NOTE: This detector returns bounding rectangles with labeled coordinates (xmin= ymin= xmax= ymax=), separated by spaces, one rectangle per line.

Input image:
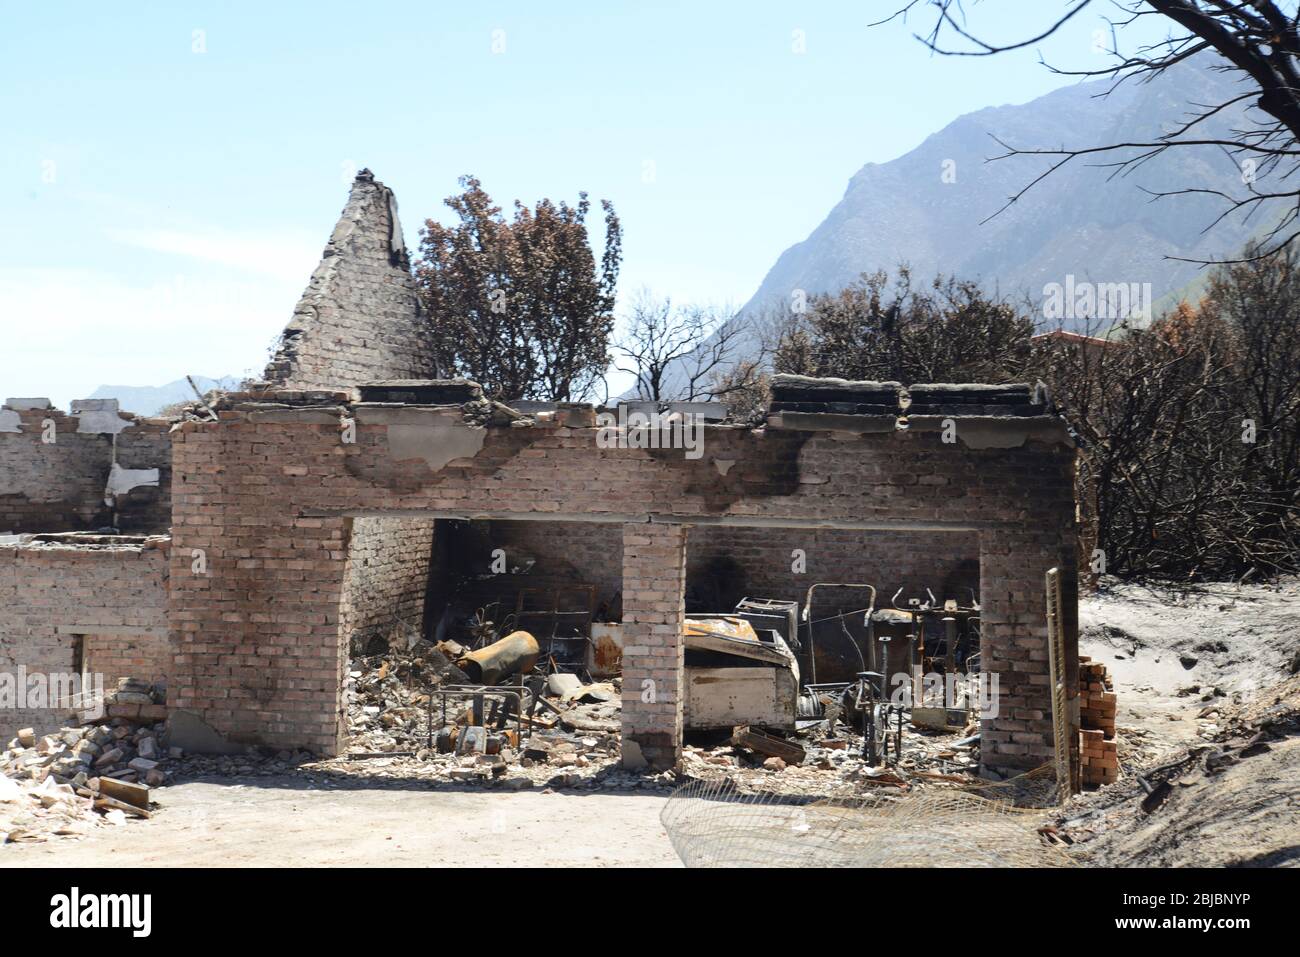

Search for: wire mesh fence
xmin=661 ymin=768 xmax=1073 ymax=868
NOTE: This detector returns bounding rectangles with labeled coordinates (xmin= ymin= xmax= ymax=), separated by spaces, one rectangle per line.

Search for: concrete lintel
xmin=386 ymin=422 xmax=486 ymax=470
xmin=302 ymin=508 xmax=653 ymax=524
xmin=74 ymin=411 xmax=134 ymax=435
xmin=105 ymin=463 xmax=161 ymax=501
xmin=766 ymin=412 xmax=898 ymax=433
xmin=353 ymin=405 xmax=465 ymax=425
xmin=905 ymin=414 xmax=1073 ymax=449
xmin=298 ymin=507 xmax=981 ymax=534
xmin=246 ymin=408 xmax=345 ymax=425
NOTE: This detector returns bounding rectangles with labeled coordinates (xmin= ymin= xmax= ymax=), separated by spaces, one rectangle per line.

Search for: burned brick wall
xmin=262 ymin=170 xmax=438 ymax=392
xmin=258 ymin=172 xmax=442 ymax=662
xmin=687 ymin=526 xmax=979 ymax=612
xmin=477 ymin=521 xmax=978 ymax=622
xmin=168 ymin=395 xmax=1078 ymax=770
xmin=112 ymin=421 xmax=173 ymax=533
xmin=0 ymin=399 xmax=170 ymax=535
xmin=0 ymin=536 xmax=170 ymax=739
xmin=81 ymin=630 xmax=170 ymax=695
xmin=475 ymin=520 xmax=625 ymax=616
xmin=341 ymin=516 xmax=435 ymax=652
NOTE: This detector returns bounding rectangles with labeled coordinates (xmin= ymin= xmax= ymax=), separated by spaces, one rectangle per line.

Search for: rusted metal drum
xmin=455 ymin=630 xmax=540 ymax=685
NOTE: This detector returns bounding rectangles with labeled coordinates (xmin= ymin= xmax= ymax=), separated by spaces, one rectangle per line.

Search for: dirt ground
xmin=1079 ymin=577 xmax=1300 ymax=759
xmin=0 ymin=779 xmax=680 ymax=868
xmin=5 ymin=576 xmax=1297 ymax=868
xmin=1065 ymin=577 xmax=1300 ymax=866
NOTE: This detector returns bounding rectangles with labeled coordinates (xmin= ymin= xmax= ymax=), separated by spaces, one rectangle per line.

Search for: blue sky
xmin=0 ymin=2 xmax=1150 ymax=405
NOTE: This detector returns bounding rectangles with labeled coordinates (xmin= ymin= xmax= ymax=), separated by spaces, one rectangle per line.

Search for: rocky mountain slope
xmin=743 ymin=55 xmax=1262 ymax=328
xmin=87 ymin=375 xmax=240 ymax=416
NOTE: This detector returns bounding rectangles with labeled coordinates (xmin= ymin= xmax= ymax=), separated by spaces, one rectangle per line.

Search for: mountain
xmin=741 ymin=55 xmax=1263 ymax=329
xmin=88 ymin=375 xmax=242 ymax=416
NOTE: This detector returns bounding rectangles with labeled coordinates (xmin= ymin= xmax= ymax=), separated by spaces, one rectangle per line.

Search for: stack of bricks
xmin=1078 ymin=656 xmax=1118 ymax=786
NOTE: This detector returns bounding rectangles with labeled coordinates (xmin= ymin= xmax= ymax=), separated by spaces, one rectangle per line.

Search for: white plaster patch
xmin=0 ymin=410 xmax=21 ymax=433
xmin=104 ymin=463 xmax=160 ymax=504
xmin=713 ymin=458 xmax=735 ymax=476
xmin=387 ymin=422 xmax=486 ymax=470
xmin=76 ymin=411 xmax=133 ymax=434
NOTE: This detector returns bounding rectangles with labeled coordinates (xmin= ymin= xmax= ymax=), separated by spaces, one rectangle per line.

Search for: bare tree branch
xmin=881 ymin=1 xmax=1300 ymax=262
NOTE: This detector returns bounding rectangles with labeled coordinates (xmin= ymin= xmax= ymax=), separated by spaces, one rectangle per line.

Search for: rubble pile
xmin=326 ymin=647 xmax=986 ymax=796
xmin=2 ymin=713 xmax=167 ymax=844
xmin=315 ymin=726 xmax=666 ymax=792
xmin=334 ymin=651 xmax=661 ymax=789
xmin=338 ymin=627 xmax=990 ymax=795
xmin=1 ymin=770 xmax=106 ymax=844
xmin=344 ymin=640 xmax=469 ymax=752
xmin=679 ymin=721 xmax=981 ymax=796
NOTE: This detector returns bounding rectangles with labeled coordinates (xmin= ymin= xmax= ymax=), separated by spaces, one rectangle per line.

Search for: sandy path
xmin=1 ymin=778 xmax=680 ymax=868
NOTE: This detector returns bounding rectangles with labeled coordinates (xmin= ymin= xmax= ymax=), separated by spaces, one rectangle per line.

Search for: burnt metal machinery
xmin=733 ymin=597 xmax=800 ymax=651
xmin=879 ymin=588 xmax=982 ymax=728
xmin=844 ymin=671 xmax=904 ymax=766
xmin=798 ymin=583 xmax=877 ymax=686
xmin=799 ymin=672 xmax=903 ymax=766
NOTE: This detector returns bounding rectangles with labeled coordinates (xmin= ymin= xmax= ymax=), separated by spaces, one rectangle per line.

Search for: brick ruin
xmin=0 ymin=398 xmax=170 ymax=534
xmin=1 ymin=169 xmax=1083 ymax=781
xmin=1 ymin=397 xmax=172 ymax=735
xmin=0 ymin=535 xmax=170 ymax=733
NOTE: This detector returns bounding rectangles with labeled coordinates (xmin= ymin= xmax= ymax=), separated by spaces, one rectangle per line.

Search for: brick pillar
xmin=620 ymin=522 xmax=687 ymax=771
xmin=978 ymin=526 xmax=1078 ymax=778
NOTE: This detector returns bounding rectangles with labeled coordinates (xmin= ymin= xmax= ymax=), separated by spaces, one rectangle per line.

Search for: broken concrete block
xmin=4 ymin=397 xmax=52 ymax=411
xmin=16 ymin=729 xmax=35 ymax=748
xmin=89 ymin=726 xmax=114 ymax=746
xmin=546 ymin=673 xmax=583 ymax=698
